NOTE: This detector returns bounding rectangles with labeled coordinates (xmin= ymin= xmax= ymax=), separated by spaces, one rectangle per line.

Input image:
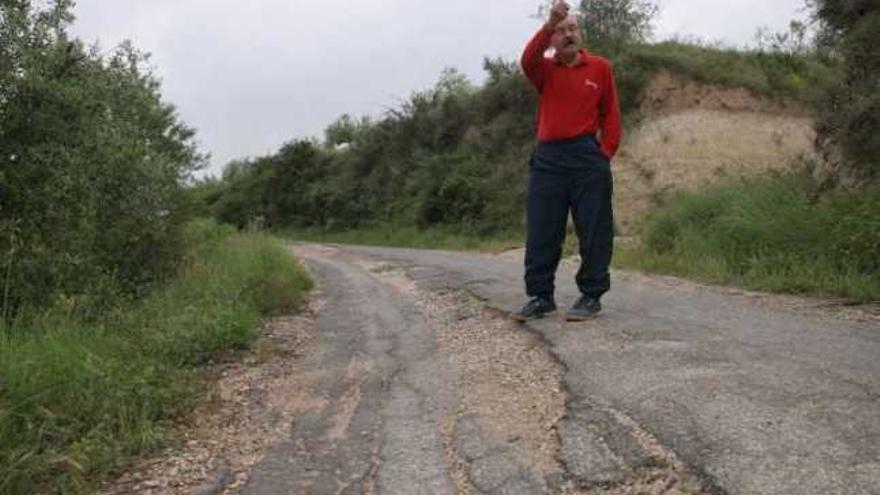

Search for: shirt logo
xmin=584 ymin=79 xmax=599 ymax=90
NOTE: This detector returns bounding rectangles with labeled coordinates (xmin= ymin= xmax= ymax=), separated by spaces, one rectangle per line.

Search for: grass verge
xmin=615 ymin=170 xmax=880 ymax=302
xmin=287 ymin=225 xmax=522 ymax=253
xmin=0 ymin=220 xmax=312 ymax=494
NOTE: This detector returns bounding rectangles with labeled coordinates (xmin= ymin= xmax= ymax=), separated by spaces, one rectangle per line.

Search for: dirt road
xmin=106 ymin=242 xmax=879 ymax=495
xmin=236 ymin=243 xmax=880 ymax=495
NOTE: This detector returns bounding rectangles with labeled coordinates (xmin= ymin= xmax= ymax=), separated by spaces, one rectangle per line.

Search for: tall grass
xmin=617 ymin=169 xmax=880 ymax=302
xmin=0 ymin=220 xmax=312 ymax=494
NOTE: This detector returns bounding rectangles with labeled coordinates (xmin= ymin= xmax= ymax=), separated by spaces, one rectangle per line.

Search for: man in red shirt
xmin=512 ymin=0 xmax=622 ymax=322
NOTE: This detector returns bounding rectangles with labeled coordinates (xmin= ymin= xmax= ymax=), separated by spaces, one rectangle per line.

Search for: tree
xmin=810 ymin=0 xmax=880 ymax=179
xmin=0 ymin=1 xmax=203 ymax=318
xmin=755 ymin=20 xmax=813 ymax=57
xmin=576 ymin=0 xmax=659 ymax=55
xmin=324 ymin=114 xmax=371 ymax=147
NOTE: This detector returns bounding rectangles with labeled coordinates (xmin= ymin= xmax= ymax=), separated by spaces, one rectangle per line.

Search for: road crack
xmin=509 ymin=307 xmax=723 ymax=494
xmin=363 ymin=261 xmax=566 ymax=493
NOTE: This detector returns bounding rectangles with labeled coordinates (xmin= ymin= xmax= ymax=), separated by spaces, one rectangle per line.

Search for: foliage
xmin=0 ymin=1 xmax=204 ymax=319
xmin=754 ymin=20 xmax=815 ymax=57
xmin=576 ymin=0 xmax=659 ymax=56
xmin=0 ymin=220 xmax=312 ymax=494
xmin=204 ymin=33 xmax=835 ymax=237
xmin=198 ymin=64 xmax=536 ymax=235
xmin=619 ymin=168 xmax=880 ymax=301
xmin=810 ymin=0 xmax=880 ymax=179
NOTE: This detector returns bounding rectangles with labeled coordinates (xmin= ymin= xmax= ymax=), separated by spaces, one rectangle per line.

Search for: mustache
xmin=564 ymin=37 xmax=577 ymax=46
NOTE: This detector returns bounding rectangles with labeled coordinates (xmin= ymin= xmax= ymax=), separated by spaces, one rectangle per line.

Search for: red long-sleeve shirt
xmin=521 ymin=27 xmax=622 ymax=159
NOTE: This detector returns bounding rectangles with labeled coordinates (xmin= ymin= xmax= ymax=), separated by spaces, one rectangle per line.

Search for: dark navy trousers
xmin=525 ymin=134 xmax=614 ymax=301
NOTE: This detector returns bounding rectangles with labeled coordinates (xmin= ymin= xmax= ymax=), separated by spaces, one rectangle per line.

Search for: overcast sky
xmin=70 ymin=0 xmax=809 ymax=177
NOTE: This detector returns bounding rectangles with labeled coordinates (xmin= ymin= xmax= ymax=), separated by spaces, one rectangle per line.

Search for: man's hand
xmin=545 ymin=1 xmax=570 ymax=31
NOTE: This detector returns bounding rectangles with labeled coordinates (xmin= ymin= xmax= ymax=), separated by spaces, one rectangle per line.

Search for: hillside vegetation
xmin=0 ymin=221 xmax=311 ymax=493
xmin=200 ymin=39 xmax=834 ymax=236
xmin=619 ymin=168 xmax=880 ymax=301
xmin=200 ymin=1 xmax=880 ymax=301
xmin=620 ymin=0 xmax=880 ymax=301
xmin=812 ymin=0 xmax=880 ymax=180
xmin=1 ymin=2 xmax=200 ymax=318
xmin=1 ymin=3 xmax=313 ymax=493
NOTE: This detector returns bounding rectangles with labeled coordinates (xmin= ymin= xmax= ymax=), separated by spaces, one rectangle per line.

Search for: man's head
xmin=551 ymin=14 xmax=583 ymax=60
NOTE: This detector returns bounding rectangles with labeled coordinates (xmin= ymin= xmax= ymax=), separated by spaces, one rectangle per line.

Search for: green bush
xmin=0 ymin=220 xmax=312 ymax=494
xmin=0 ymin=3 xmax=203 ymax=318
xmin=623 ymin=169 xmax=880 ymax=301
xmin=814 ymin=2 xmax=880 ymax=179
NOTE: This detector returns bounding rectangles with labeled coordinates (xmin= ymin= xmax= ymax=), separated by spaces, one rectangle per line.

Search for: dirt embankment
xmin=613 ymin=70 xmax=817 ymax=234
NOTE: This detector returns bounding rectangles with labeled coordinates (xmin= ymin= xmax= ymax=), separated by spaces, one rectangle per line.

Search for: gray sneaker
xmin=511 ymin=297 xmax=557 ymax=322
xmin=566 ymin=296 xmax=601 ymax=321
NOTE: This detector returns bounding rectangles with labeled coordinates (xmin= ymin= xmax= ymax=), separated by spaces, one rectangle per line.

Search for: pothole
xmin=362 ymin=262 xmax=568 ymax=489
xmin=366 ymin=261 xmax=713 ymax=495
xmin=431 ymin=289 xmax=566 ymax=478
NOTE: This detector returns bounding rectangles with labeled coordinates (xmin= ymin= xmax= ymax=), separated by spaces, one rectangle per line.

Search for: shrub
xmin=631 ymin=169 xmax=880 ymax=301
xmin=0 ymin=3 xmax=203 ymax=318
xmin=0 ymin=220 xmax=312 ymax=494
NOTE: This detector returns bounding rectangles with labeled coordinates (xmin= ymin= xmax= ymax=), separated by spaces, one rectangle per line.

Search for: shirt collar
xmin=554 ymin=49 xmax=589 ymax=67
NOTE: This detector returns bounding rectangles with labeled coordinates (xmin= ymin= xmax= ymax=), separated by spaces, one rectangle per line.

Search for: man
xmin=512 ymin=0 xmax=622 ymax=322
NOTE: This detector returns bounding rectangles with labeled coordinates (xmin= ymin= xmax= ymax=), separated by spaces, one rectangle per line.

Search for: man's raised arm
xmin=521 ymin=1 xmax=569 ymax=90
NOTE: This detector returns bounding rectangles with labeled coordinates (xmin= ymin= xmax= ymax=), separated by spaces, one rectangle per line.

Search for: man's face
xmin=551 ymin=15 xmax=582 ymax=58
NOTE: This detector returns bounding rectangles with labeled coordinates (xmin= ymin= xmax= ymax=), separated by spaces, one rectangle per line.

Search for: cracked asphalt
xmin=241 ymin=243 xmax=880 ymax=495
